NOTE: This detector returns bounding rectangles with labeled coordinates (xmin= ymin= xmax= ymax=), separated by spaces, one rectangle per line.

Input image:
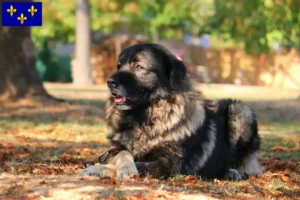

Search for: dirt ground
xmin=0 ymin=84 xmax=299 ymax=200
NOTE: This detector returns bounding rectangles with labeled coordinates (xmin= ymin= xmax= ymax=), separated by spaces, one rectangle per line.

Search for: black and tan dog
xmin=79 ymin=44 xmax=262 ymax=180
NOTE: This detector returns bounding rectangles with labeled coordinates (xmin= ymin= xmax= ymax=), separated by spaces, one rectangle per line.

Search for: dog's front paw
xmin=79 ymin=164 xmax=116 ymax=177
xmin=79 ymin=165 xmax=103 ymax=177
xmin=116 ymin=161 xmax=138 ymax=179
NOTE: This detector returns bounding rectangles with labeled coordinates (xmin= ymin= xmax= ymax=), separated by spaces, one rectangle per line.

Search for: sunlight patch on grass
xmin=45 ymin=83 xmax=299 ymax=101
xmin=203 ymin=91 xmax=298 ymax=101
xmin=259 ymin=123 xmax=300 ymax=133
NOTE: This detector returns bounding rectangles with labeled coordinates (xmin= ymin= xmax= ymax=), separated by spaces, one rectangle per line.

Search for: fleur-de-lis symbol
xmin=28 ymin=5 xmax=38 ymax=16
xmin=7 ymin=5 xmax=17 ymax=16
xmin=17 ymin=13 xmax=27 ymax=24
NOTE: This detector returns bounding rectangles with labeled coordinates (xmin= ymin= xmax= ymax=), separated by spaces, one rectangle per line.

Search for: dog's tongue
xmin=114 ymin=96 xmax=133 ymax=103
xmin=114 ymin=96 xmax=125 ymax=103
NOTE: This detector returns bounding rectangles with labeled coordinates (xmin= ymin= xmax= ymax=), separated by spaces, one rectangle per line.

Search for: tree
xmin=32 ymin=0 xmax=207 ymax=46
xmin=73 ymin=0 xmax=93 ymax=85
xmin=136 ymin=0 xmax=208 ymax=40
xmin=0 ymin=25 xmax=49 ymax=100
xmin=202 ymin=0 xmax=300 ymax=54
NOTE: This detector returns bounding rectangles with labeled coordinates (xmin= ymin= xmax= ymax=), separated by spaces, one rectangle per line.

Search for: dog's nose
xmin=107 ymin=78 xmax=117 ymax=88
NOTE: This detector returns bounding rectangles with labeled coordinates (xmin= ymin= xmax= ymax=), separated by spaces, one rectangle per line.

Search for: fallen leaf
xmin=265 ymin=160 xmax=298 ymax=172
xmin=281 ymin=175 xmax=290 ymax=183
xmin=271 ymin=145 xmax=297 ymax=152
xmin=131 ymin=175 xmax=143 ymax=182
xmin=184 ymin=175 xmax=199 ymax=182
xmin=271 ymin=145 xmax=290 ymax=152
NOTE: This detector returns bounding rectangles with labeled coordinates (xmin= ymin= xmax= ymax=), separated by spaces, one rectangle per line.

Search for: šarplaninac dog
xmin=80 ymin=43 xmax=262 ymax=180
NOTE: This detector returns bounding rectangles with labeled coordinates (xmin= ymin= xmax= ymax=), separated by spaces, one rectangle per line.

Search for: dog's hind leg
xmin=237 ymin=152 xmax=262 ymax=175
xmin=221 ymin=99 xmax=262 ymax=176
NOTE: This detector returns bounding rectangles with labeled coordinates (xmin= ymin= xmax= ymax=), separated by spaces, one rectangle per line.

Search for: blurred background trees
xmin=29 ymin=0 xmax=300 ymax=88
xmin=31 ymin=0 xmax=213 ymax=85
xmin=32 ymin=0 xmax=210 ymax=48
xmin=1 ymin=0 xmax=299 ymax=100
xmin=200 ymin=0 xmax=300 ymax=86
xmin=0 ymin=0 xmax=49 ymax=100
xmin=203 ymin=0 xmax=300 ymax=54
xmin=32 ymin=0 xmax=300 ymax=54
xmin=0 ymin=25 xmax=48 ymax=100
xmin=73 ymin=0 xmax=93 ymax=85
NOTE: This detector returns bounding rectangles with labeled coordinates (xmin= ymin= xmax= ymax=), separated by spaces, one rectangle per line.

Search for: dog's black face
xmin=107 ymin=44 xmax=189 ymax=110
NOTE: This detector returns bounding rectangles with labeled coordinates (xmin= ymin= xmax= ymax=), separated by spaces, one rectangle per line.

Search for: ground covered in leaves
xmin=0 ymin=84 xmax=299 ymax=200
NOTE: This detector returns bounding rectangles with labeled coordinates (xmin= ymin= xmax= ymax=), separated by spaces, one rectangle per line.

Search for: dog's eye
xmin=135 ymin=65 xmax=144 ymax=70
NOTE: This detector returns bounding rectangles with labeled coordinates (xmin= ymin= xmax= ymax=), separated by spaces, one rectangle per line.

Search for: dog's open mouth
xmin=112 ymin=92 xmax=147 ymax=105
xmin=113 ymin=95 xmax=132 ymax=104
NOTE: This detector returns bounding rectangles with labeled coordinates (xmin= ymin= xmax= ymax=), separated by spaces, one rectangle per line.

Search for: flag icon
xmin=2 ymin=2 xmax=42 ymax=26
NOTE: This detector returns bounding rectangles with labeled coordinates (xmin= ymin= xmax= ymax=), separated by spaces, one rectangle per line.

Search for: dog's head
xmin=107 ymin=44 xmax=190 ymax=110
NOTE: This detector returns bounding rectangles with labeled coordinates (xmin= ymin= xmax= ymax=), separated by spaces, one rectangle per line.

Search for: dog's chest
xmin=109 ymin=123 xmax=166 ymax=159
xmin=107 ymin=100 xmax=192 ymax=157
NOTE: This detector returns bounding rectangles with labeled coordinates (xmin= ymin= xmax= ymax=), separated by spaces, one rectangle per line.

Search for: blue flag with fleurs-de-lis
xmin=2 ymin=1 xmax=42 ymax=26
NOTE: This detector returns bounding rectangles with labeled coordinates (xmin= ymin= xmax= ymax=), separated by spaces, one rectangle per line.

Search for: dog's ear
xmin=166 ymin=56 xmax=187 ymax=91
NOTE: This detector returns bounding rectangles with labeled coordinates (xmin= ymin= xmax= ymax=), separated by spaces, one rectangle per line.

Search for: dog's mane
xmin=105 ymin=88 xmax=206 ymax=156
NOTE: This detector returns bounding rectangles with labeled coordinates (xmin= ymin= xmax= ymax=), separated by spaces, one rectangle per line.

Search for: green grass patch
xmin=259 ymin=123 xmax=300 ymax=132
xmin=260 ymin=134 xmax=300 ymax=160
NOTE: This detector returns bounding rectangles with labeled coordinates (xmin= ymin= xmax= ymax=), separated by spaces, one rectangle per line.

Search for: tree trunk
xmin=0 ymin=25 xmax=48 ymax=100
xmin=73 ymin=0 xmax=93 ymax=85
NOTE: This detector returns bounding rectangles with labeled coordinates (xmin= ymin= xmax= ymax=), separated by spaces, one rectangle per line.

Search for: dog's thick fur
xmin=81 ymin=44 xmax=262 ymax=180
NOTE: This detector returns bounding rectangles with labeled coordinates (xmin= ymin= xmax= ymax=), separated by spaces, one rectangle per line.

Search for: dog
xmin=79 ymin=43 xmax=262 ymax=180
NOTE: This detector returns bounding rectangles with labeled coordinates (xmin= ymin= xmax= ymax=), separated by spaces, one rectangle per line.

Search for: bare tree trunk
xmin=73 ymin=0 xmax=92 ymax=85
xmin=0 ymin=25 xmax=48 ymax=100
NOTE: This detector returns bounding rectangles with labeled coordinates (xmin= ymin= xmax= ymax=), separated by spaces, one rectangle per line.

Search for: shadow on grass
xmin=0 ymin=134 xmax=110 ymax=176
xmin=0 ymin=99 xmax=107 ymax=128
xmin=0 ymin=98 xmax=110 ymax=175
xmin=0 ymin=98 xmax=299 ymax=143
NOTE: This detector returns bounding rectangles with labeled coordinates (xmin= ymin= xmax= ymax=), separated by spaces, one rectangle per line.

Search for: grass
xmin=44 ymin=83 xmax=300 ymax=101
xmin=260 ymin=134 xmax=300 ymax=161
xmin=0 ymin=83 xmax=299 ymax=199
